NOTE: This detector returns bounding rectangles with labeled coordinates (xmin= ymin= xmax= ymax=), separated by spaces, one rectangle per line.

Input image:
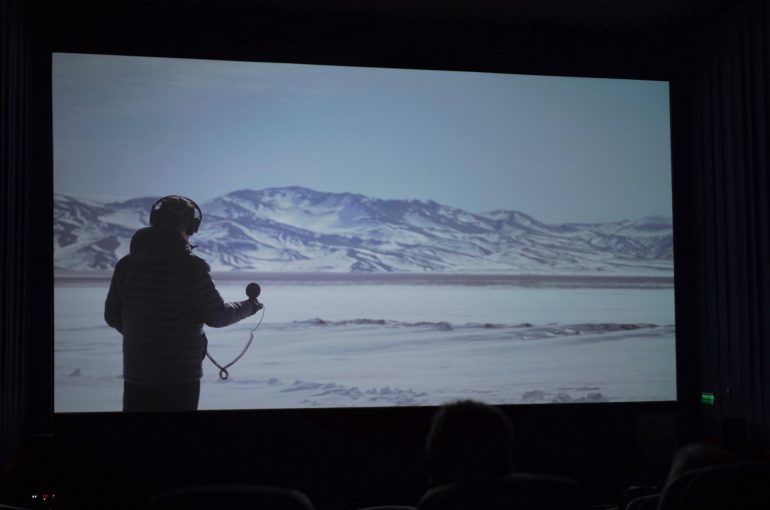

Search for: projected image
xmin=53 ymin=53 xmax=675 ymax=412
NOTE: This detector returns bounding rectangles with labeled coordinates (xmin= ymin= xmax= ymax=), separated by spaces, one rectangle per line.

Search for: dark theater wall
xmin=1 ymin=0 xmax=53 ymax=489
xmin=689 ymin=0 xmax=770 ymax=448
xmin=1 ymin=0 xmax=33 ymax=467
xmin=2 ymin=0 xmax=769 ymax=509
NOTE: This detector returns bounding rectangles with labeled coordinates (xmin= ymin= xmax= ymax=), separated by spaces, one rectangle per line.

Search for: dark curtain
xmin=0 ymin=0 xmax=31 ymax=465
xmin=694 ymin=0 xmax=770 ymax=447
xmin=1 ymin=0 xmax=51 ymax=468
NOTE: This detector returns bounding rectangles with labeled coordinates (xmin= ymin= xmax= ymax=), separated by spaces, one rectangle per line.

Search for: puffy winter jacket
xmin=104 ymin=227 xmax=255 ymax=384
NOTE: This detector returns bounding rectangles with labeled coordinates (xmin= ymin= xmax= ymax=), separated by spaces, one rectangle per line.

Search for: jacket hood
xmin=130 ymin=227 xmax=191 ymax=263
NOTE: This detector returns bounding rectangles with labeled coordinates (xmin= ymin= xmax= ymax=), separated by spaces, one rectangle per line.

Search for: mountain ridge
xmin=54 ymin=187 xmax=673 ymax=275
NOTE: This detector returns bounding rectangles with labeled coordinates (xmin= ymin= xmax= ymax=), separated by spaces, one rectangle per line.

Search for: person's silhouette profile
xmin=105 ymin=195 xmax=261 ymax=412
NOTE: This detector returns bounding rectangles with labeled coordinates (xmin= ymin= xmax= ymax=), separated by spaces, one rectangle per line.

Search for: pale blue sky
xmin=53 ymin=52 xmax=671 ymax=223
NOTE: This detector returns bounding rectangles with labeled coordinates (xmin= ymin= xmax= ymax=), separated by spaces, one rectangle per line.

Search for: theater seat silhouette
xmin=417 ymin=473 xmax=589 ymax=510
xmin=672 ymin=462 xmax=770 ymax=510
xmin=356 ymin=506 xmax=417 ymax=510
xmin=141 ymin=484 xmax=315 ymax=510
xmin=623 ymin=493 xmax=659 ymax=510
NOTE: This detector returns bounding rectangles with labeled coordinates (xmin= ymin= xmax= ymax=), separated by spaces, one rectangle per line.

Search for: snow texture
xmin=55 ymin=277 xmax=676 ymax=412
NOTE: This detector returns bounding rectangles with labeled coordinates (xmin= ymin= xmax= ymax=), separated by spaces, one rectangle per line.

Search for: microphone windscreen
xmin=246 ymin=282 xmax=261 ymax=299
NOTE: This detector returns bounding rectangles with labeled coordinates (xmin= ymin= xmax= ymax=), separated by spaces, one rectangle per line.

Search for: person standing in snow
xmin=104 ymin=195 xmax=261 ymax=412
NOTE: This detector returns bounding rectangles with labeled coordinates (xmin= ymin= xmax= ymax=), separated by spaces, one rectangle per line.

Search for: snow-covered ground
xmin=54 ymin=275 xmax=676 ymax=412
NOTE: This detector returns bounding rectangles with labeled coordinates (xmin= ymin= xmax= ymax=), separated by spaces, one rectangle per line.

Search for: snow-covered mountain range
xmin=54 ymin=187 xmax=673 ymax=274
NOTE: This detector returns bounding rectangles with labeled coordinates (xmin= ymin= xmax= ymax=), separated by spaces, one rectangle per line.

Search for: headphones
xmin=149 ymin=195 xmax=203 ymax=235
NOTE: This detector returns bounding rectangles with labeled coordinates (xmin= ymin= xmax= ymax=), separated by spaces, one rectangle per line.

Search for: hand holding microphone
xmin=246 ymin=282 xmax=263 ymax=314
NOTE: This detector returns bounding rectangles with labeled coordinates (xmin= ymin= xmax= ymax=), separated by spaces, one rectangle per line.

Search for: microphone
xmin=246 ymin=282 xmax=261 ymax=299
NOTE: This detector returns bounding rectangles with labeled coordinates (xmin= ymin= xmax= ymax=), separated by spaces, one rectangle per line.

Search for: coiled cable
xmin=205 ymin=306 xmax=265 ymax=380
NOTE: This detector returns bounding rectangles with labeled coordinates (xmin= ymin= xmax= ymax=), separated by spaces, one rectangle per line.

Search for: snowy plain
xmin=54 ymin=274 xmax=676 ymax=412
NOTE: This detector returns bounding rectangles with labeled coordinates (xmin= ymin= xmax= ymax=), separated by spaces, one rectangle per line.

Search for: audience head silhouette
xmin=426 ymin=400 xmax=514 ymax=487
xmin=666 ymin=443 xmax=738 ymax=484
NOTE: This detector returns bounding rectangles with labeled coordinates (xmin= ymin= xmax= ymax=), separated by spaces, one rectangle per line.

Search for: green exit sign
xmin=701 ymin=392 xmax=716 ymax=406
